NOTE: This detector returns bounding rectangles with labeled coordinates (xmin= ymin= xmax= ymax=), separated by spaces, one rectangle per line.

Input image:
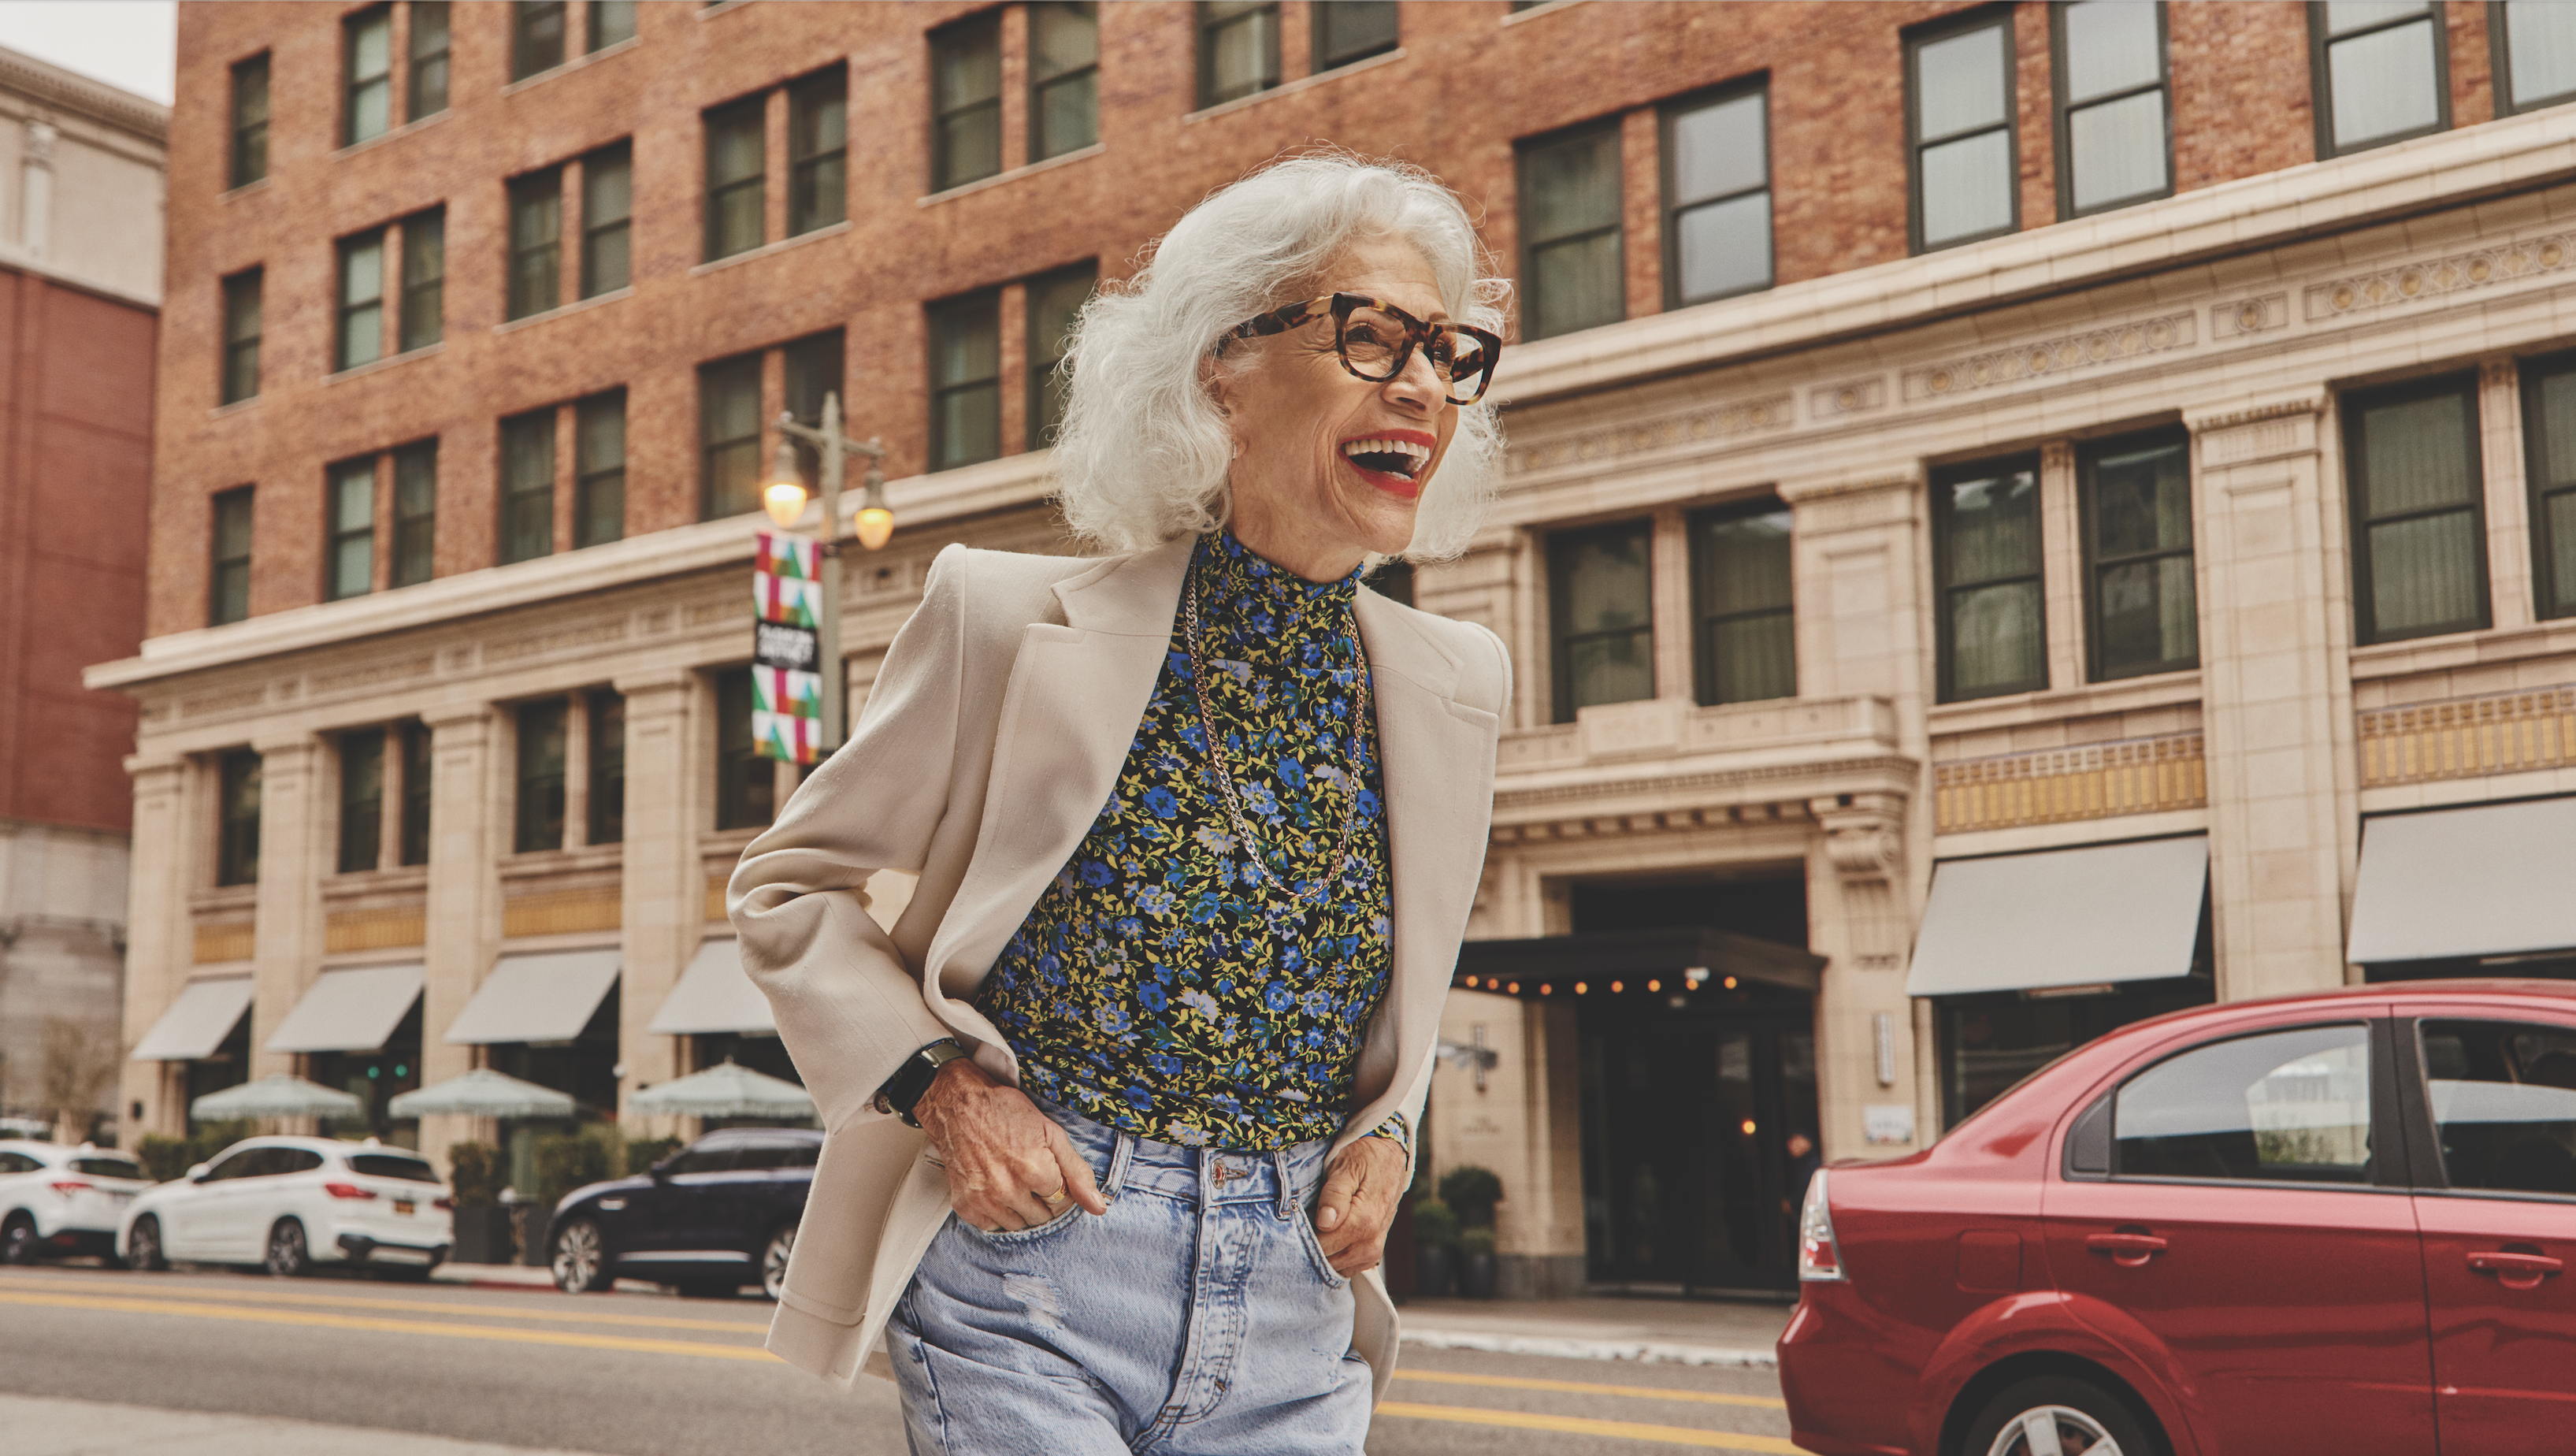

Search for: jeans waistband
xmin=1029 ymin=1090 xmax=1333 ymax=1214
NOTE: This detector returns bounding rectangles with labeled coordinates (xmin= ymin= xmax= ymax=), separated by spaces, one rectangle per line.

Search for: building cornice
xmin=0 ymin=45 xmax=169 ymax=143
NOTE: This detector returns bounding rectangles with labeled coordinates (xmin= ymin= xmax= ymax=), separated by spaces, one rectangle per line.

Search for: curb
xmin=1399 ymin=1328 xmax=1779 ymax=1368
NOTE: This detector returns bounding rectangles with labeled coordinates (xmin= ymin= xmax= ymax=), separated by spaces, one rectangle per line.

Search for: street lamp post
xmin=762 ymin=390 xmax=893 ymax=752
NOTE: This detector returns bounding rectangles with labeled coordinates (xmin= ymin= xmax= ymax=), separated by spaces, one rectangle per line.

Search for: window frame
xmin=2050 ymin=0 xmax=2174 ymax=220
xmin=2344 ymin=371 xmax=2492 ymax=645
xmin=399 ymin=208 xmax=444 ymax=353
xmin=498 ymin=407 xmax=558 ymax=566
xmin=513 ymin=0 xmax=569 ymax=81
xmin=512 ymin=698 xmax=569 ymax=855
xmin=507 ymin=168 xmax=564 ymax=321
xmin=343 ymin=6 xmax=394 ymax=147
xmin=788 ymin=68 xmax=848 ymax=238
xmin=230 ymin=53 xmax=269 ymax=188
xmin=1932 ymin=452 xmax=2049 ymax=703
xmin=1546 ymin=516 xmax=1657 ymax=725
xmin=221 ymin=268 xmax=262 ymax=406
xmin=2401 ymin=1012 xmax=2576 ymax=1198
xmin=325 ymin=456 xmax=378 ymax=602
xmin=703 ymin=95 xmax=767 ymax=261
xmin=1687 ymin=494 xmax=1798 ymax=706
xmin=587 ymin=0 xmax=636 ymax=52
xmin=337 ymin=727 xmax=386 ymax=875
xmin=1516 ymin=118 xmax=1627 ymax=342
xmin=1659 ymin=76 xmax=1774 ymax=310
xmin=588 ymin=690 xmax=625 ymax=845
xmin=336 ymin=228 xmax=388 ymax=372
xmin=698 ymin=351 xmax=764 ymax=520
xmin=216 ymin=748 xmax=262 ymax=888
xmin=2098 ymin=1019 xmax=2408 ymax=1192
xmin=1026 ymin=260 xmax=1097 ymax=449
xmin=1312 ymin=0 xmax=1399 ymax=73
xmin=574 ymin=389 xmax=626 ymax=548
xmin=398 ymin=721 xmax=432 ymax=866
xmin=1197 ymin=0 xmax=1282 ymax=109
xmin=713 ymin=667 xmax=775 ymax=831
xmin=2078 ymin=425 xmax=2199 ymax=682
xmin=1030 ymin=2 xmax=1101 ymax=162
xmin=210 ymin=485 xmax=254 ymax=626
xmin=392 ymin=439 xmax=437 ymax=587
xmin=2309 ymin=0 xmax=2452 ymax=159
xmin=930 ymin=12 xmax=1004 ymax=192
xmin=581 ymin=142 xmax=633 ymax=298
xmin=408 ymin=1 xmax=451 ymax=121
xmin=1905 ymin=5 xmax=2021 ymax=254
xmin=2521 ymin=349 xmax=2576 ymax=620
xmin=927 ymin=290 xmax=1003 ymax=473
xmin=2492 ymin=0 xmax=2576 ymax=115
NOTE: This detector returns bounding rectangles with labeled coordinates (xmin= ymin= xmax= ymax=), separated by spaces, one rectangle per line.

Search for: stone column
xmin=563 ymin=690 xmax=591 ymax=850
xmin=250 ymin=735 xmax=326 ymax=1080
xmin=19 ymin=121 xmax=52 ymax=260
xmin=614 ymin=670 xmax=696 ymax=1134
xmin=1808 ymin=793 xmax=1919 ymax=1159
xmin=2185 ymin=398 xmax=2357 ymax=1000
xmin=117 ymin=757 xmax=192 ymax=1138
xmin=377 ymin=722 xmax=406 ymax=870
xmin=418 ymin=704 xmax=498 ymax=1171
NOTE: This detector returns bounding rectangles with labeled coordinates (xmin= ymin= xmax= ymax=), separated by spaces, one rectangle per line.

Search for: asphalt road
xmin=0 ymin=1265 xmax=1800 ymax=1455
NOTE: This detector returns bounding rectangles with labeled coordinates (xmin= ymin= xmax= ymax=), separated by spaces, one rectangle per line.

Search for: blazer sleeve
xmin=728 ymin=543 xmax=972 ymax=1133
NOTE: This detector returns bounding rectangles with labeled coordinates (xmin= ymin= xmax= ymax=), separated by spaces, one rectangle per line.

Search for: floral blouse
xmin=976 ymin=530 xmax=1408 ymax=1153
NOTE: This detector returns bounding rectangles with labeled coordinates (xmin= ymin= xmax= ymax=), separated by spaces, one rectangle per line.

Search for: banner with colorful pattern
xmin=755 ymin=530 xmax=822 ymax=627
xmin=753 ymin=665 xmax=822 ymax=764
xmin=753 ymin=529 xmax=824 ymax=764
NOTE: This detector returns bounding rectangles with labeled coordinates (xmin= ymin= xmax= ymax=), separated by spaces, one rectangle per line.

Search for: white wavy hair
xmin=1049 ymin=153 xmax=1509 ymax=561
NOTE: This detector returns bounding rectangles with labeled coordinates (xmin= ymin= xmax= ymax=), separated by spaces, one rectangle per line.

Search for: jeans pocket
xmin=958 ymin=1199 xmax=1088 ymax=1246
xmin=1290 ymin=1204 xmax=1353 ymax=1290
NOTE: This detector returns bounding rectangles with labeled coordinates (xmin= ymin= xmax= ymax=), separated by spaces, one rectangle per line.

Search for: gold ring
xmin=1041 ymin=1187 xmax=1069 ymax=1205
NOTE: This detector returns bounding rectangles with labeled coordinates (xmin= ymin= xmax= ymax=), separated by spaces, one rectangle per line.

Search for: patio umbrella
xmin=629 ymin=1060 xmax=815 ymax=1120
xmin=387 ymin=1068 xmax=577 ymax=1120
xmin=189 ymin=1074 xmax=365 ymax=1121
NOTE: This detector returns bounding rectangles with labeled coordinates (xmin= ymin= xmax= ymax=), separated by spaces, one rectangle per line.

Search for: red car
xmin=1779 ymin=979 xmax=2576 ymax=1456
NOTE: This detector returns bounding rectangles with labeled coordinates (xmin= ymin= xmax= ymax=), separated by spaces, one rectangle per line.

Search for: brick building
xmin=0 ymin=47 xmax=163 ymax=1139
xmin=95 ymin=0 xmax=2576 ymax=1294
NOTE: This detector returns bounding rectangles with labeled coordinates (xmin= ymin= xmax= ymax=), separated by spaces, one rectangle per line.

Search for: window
xmin=398 ymin=722 xmax=432 ymax=866
xmin=588 ymin=0 xmax=636 ymax=50
xmin=513 ymin=0 xmax=567 ymax=80
xmin=2345 ymin=374 xmax=2489 ymax=644
xmin=345 ymin=7 xmax=393 ymax=146
xmin=1690 ymin=498 xmax=1795 ymax=704
xmin=1548 ymin=519 xmax=1654 ymax=722
xmin=400 ymin=209 xmax=444 ymax=351
xmin=2311 ymin=2 xmax=2448 ymax=157
xmin=217 ymin=748 xmax=262 ymax=886
xmin=581 ymin=143 xmax=632 ymax=297
xmin=2495 ymin=0 xmax=2576 ymax=114
xmin=513 ymin=700 xmax=568 ymax=853
xmin=1909 ymin=9 xmax=2017 ymax=251
xmin=575 ymin=391 xmax=625 ymax=548
xmin=507 ymin=169 xmax=563 ymax=320
xmin=1519 ymin=123 xmax=1624 ymax=340
xmin=2418 ymin=1019 xmax=2576 ymax=1196
xmin=1663 ymin=83 xmax=1771 ymax=307
xmin=327 ymin=458 xmax=377 ymax=600
xmin=230 ymin=54 xmax=269 ymax=187
xmin=928 ymin=292 xmax=1001 ymax=471
xmin=499 ymin=409 xmax=556 ymax=564
xmin=337 ymin=230 xmax=387 ymax=371
xmin=588 ymin=692 xmax=625 ymax=845
xmin=1199 ymin=1 xmax=1280 ymax=108
xmin=1935 ymin=456 xmax=2046 ymax=701
xmin=931 ymin=14 xmax=1002 ymax=192
xmin=2054 ymin=1 xmax=2170 ymax=216
xmin=1027 ymin=262 xmax=1095 ymax=448
xmin=789 ymin=69 xmax=848 ymax=236
xmin=783 ymin=330 xmax=844 ymax=488
xmin=221 ymin=269 xmax=261 ymax=405
xmin=408 ymin=1 xmax=450 ymax=120
xmin=700 ymin=353 xmax=763 ymax=518
xmin=2522 ymin=354 xmax=2576 ymax=619
xmin=210 ymin=487 xmax=253 ymax=625
xmin=392 ymin=440 xmax=437 ymax=587
xmin=1031 ymin=2 xmax=1100 ymax=161
xmin=339 ymin=729 xmax=385 ymax=875
xmin=1369 ymin=560 xmax=1415 ymax=606
xmin=1314 ymin=0 xmax=1397 ymax=72
xmin=715 ymin=668 xmax=775 ymax=830
xmin=2114 ymin=1023 xmax=2374 ymax=1183
xmin=704 ymin=98 xmax=766 ymax=260
xmin=2081 ymin=430 xmax=2196 ymax=679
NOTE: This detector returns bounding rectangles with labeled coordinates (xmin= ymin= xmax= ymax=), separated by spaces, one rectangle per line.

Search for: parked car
xmin=0 ymin=1141 xmax=151 ymax=1265
xmin=544 ymin=1127 xmax=819 ymax=1298
xmin=1780 ymin=979 xmax=2576 ymax=1456
xmin=117 ymin=1135 xmax=453 ymax=1279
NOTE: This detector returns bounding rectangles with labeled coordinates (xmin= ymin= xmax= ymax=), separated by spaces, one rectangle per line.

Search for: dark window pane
xmin=508 ymin=171 xmax=562 ymax=319
xmin=400 ymin=210 xmax=444 ymax=351
xmin=2327 ymin=16 xmax=2441 ymax=149
xmin=587 ymin=0 xmax=635 ymax=50
xmin=1674 ymin=191 xmax=1770 ymax=305
xmin=347 ymin=1153 xmax=439 ymax=1182
xmin=930 ymin=295 xmax=1000 ymax=470
xmin=1200 ymin=0 xmax=1279 ymax=106
xmin=2351 ymin=379 xmax=2486 ymax=642
xmin=715 ymin=669 xmax=775 ymax=830
xmin=2115 ymin=1023 xmax=2373 ymax=1183
xmin=339 ymin=233 xmax=385 ymax=370
xmin=1549 ymin=522 xmax=1654 ymax=721
xmin=1948 ymin=581 xmax=2043 ymax=696
xmin=1920 ymin=130 xmax=2014 ymax=247
xmin=933 ymin=15 xmax=1002 ymax=190
xmin=2360 ymin=392 xmax=2474 ymax=514
xmin=1939 ymin=462 xmax=2044 ymax=699
xmin=1944 ymin=469 xmax=2040 ymax=584
xmin=700 ymin=354 xmax=763 ymax=518
xmin=499 ymin=410 xmax=556 ymax=564
xmin=1524 ymin=128 xmax=1621 ymax=243
xmin=345 ymin=7 xmax=392 ymax=146
xmin=2506 ymin=0 xmax=2576 ymax=110
xmin=2086 ymin=437 xmax=2196 ymax=678
xmin=1031 ymin=3 xmax=1100 ymax=160
xmin=588 ymin=693 xmax=625 ymax=845
xmin=232 ymin=55 xmax=269 ymax=186
xmin=2418 ymin=1020 xmax=2576 ymax=1196
xmin=582 ymin=145 xmax=632 ymax=296
xmin=399 ymin=722 xmax=432 ymax=865
xmin=1917 ymin=21 xmax=2008 ymax=137
xmin=705 ymin=100 xmax=766 ymax=258
xmin=514 ymin=700 xmax=568 ymax=853
xmin=392 ymin=441 xmax=436 ymax=586
xmin=2093 ymin=442 xmax=2192 ymax=559
xmin=1315 ymin=0 xmax=1397 ymax=69
xmin=1523 ymin=127 xmax=1623 ymax=339
xmin=408 ymin=2 xmax=451 ymax=119
xmin=339 ymin=729 xmax=385 ymax=874
xmin=575 ymin=392 xmax=625 ymax=548
xmin=781 ymin=331 xmax=844 ymax=488
xmin=2062 ymin=0 xmax=2161 ymax=101
xmin=2547 ymin=491 xmax=2576 ymax=614
xmin=1026 ymin=263 xmax=1095 ymax=448
xmin=211 ymin=488 xmax=254 ymax=625
xmin=2366 ymin=512 xmax=2481 ymax=634
xmin=2068 ymin=89 xmax=2168 ymax=212
xmin=1693 ymin=503 xmax=1795 ymax=706
xmin=2325 ymin=0 xmax=2430 ymax=36
xmin=789 ymin=71 xmax=848 ymax=235
xmin=221 ymin=270 xmax=262 ymax=405
xmin=217 ymin=748 xmax=263 ymax=886
xmin=514 ymin=0 xmax=566 ymax=80
xmin=328 ymin=459 xmax=376 ymax=600
xmin=1670 ymin=91 xmax=1765 ymax=204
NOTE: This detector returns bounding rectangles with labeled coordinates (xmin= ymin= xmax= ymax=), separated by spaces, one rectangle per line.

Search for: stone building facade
xmin=101 ymin=1 xmax=2576 ymax=1293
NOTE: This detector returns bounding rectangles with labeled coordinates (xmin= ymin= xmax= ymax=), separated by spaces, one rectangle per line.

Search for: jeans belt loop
xmin=1273 ymin=1148 xmax=1296 ymax=1220
xmin=1104 ymin=1127 xmax=1134 ymax=1203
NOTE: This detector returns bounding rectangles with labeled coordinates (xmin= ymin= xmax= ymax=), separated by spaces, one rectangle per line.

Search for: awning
xmin=442 ymin=949 xmax=620 ymax=1046
xmin=1907 ymin=836 xmax=2208 ymax=997
xmin=2348 ymin=797 xmax=2576 ymax=964
xmin=648 ymin=938 xmax=775 ymax=1036
xmin=1457 ymin=927 xmax=1826 ymax=997
xmin=265 ymin=964 xmax=424 ymax=1054
xmin=131 ymin=977 xmax=255 ymax=1061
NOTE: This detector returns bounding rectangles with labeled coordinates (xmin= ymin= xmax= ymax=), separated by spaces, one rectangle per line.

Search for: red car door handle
xmin=2086 ymin=1232 xmax=2168 ymax=1265
xmin=2467 ymin=1251 xmax=2563 ymax=1284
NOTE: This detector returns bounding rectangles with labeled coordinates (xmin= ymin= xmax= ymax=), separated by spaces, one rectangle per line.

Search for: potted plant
xmin=1437 ymin=1164 xmax=1501 ymax=1231
xmin=1411 ymin=1198 xmax=1460 ymax=1298
xmin=445 ymin=1141 xmax=514 ymax=1266
xmin=1457 ymin=1225 xmax=1499 ymax=1299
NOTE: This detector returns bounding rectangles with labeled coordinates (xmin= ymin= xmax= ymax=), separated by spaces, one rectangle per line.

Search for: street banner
xmin=753 ymin=529 xmax=823 ymax=764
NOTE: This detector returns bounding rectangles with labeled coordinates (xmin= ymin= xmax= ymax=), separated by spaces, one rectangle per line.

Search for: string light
xmin=1740 ymin=1119 xmax=1758 ymax=1135
xmin=1464 ymin=975 xmax=1479 ymax=988
xmin=1539 ymin=983 xmax=1552 ymax=995
xmin=1610 ymin=980 xmax=1624 ymax=993
xmin=1575 ymin=982 xmax=1588 ymax=994
xmin=1507 ymin=981 xmax=1520 ymax=994
xmin=1646 ymin=979 xmax=1661 ymax=992
xmin=1724 ymin=975 xmax=1738 ymax=990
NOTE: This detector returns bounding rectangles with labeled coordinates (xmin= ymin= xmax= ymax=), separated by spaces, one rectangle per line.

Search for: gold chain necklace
xmin=1180 ymin=565 xmax=1374 ymax=908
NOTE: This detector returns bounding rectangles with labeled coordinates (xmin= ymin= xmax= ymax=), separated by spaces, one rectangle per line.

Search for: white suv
xmin=0 ymin=1140 xmax=151 ymax=1265
xmin=117 ymin=1135 xmax=455 ymax=1279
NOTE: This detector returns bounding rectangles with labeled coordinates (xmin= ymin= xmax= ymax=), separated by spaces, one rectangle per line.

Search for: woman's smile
xmin=1336 ymin=428 xmax=1436 ymax=499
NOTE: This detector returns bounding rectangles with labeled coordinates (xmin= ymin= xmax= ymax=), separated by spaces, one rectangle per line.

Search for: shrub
xmin=1410 ymin=1198 xmax=1460 ymax=1250
xmin=1437 ymin=1164 xmax=1502 ymax=1228
xmin=138 ymin=1120 xmax=257 ymax=1182
xmin=1458 ymin=1225 xmax=1497 ymax=1257
xmin=446 ymin=1142 xmax=503 ymax=1206
xmin=531 ymin=1124 xmax=622 ymax=1209
xmin=623 ymin=1135 xmax=683 ymax=1178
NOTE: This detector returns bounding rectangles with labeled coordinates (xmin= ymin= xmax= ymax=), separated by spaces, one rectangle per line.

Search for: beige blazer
xmin=727 ymin=533 xmax=1509 ymax=1398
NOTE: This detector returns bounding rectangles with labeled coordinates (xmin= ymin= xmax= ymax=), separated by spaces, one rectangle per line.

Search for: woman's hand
xmin=912 ymin=1059 xmax=1108 ymax=1231
xmin=1311 ymin=1135 xmax=1408 ymax=1277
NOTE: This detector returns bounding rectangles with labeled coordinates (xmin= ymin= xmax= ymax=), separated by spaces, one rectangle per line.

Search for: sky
xmin=0 ymin=1 xmax=177 ymax=106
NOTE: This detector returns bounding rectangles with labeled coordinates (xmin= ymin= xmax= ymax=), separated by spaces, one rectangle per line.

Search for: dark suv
xmin=544 ymin=1127 xmax=820 ymax=1298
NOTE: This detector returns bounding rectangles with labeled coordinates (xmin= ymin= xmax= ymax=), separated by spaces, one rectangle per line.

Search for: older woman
xmin=729 ymin=154 xmax=1510 ymax=1454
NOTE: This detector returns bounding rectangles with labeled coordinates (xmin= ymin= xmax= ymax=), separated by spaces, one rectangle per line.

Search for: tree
xmin=38 ymin=1018 xmax=117 ymax=1145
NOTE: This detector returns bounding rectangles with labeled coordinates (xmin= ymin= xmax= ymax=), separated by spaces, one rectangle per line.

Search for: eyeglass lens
xmin=1338 ymin=303 xmax=1490 ymax=400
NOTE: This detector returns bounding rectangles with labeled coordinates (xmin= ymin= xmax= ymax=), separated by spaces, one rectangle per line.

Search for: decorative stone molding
xmin=2303 ymin=230 xmax=2574 ymax=322
xmin=309 ymin=656 xmax=436 ymax=697
xmin=1776 ymin=470 xmax=1923 ymax=505
xmin=1490 ymin=798 xmax=1819 ymax=845
xmin=325 ymin=906 xmax=427 ymax=953
xmin=192 ymin=919 xmax=254 ymax=964
xmin=1506 ymin=393 xmax=1793 ymax=475
xmin=2358 ymin=684 xmax=2576 ymax=787
xmin=2188 ymin=396 xmax=2323 ymax=434
xmin=501 ymin=886 xmax=624 ymax=938
xmin=1813 ymin=793 xmax=1905 ymax=886
xmin=1902 ymin=312 xmax=2196 ymax=403
xmin=1493 ymin=754 xmax=1917 ymax=815
xmin=1810 ymin=377 xmax=1887 ymax=418
xmin=2194 ymin=398 xmax=2325 ymax=469
xmin=2211 ymin=293 xmax=2289 ymax=337
xmin=1934 ymin=730 xmax=2207 ymax=834
xmin=485 ymin=620 xmax=629 ymax=665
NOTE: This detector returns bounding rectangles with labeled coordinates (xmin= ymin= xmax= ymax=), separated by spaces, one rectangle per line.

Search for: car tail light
xmin=432 ymin=1196 xmax=454 ymax=1211
xmin=1797 ymin=1168 xmax=1844 ymax=1282
xmin=47 ymin=1180 xmax=90 ymax=1198
xmin=322 ymin=1182 xmax=378 ymax=1200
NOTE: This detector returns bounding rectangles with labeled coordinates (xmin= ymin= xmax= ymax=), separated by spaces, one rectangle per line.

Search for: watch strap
xmin=876 ymin=1038 xmax=968 ymax=1127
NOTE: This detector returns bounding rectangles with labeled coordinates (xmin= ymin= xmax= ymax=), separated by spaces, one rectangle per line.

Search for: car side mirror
xmin=187 ymin=1163 xmax=211 ymax=1183
xmin=648 ymin=1159 xmax=672 ymax=1182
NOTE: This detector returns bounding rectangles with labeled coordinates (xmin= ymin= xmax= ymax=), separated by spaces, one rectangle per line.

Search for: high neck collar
xmin=1193 ymin=529 xmax=1364 ymax=628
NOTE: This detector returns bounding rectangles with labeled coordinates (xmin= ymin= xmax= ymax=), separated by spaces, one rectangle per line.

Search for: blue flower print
xmin=1141 ymin=786 xmax=1179 ymax=819
xmin=1080 ymin=860 xmax=1115 ymax=888
xmin=1277 ymin=756 xmax=1307 ymax=790
xmin=1263 ymin=982 xmax=1295 ymax=1012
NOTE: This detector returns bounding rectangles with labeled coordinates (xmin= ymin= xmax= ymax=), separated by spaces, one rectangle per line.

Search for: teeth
xmin=1340 ymin=437 xmax=1431 ymax=462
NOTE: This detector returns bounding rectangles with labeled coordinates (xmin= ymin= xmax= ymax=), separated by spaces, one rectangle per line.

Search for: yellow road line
xmin=0 ymin=1274 xmax=770 ymax=1332
xmin=0 ymin=1288 xmax=780 ymax=1363
xmin=1376 ymin=1402 xmax=1805 ymax=1452
xmin=1394 ymin=1369 xmax=1787 ymax=1409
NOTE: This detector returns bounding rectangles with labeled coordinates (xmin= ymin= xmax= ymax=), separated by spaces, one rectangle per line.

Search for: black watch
xmin=874 ymin=1038 xmax=969 ymax=1128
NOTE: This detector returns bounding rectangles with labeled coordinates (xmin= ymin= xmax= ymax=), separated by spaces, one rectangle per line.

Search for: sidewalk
xmin=1397 ymin=1294 xmax=1792 ymax=1367
xmin=431 ymin=1261 xmax=664 ymax=1294
xmin=3 ymin=1395 xmax=611 ymax=1456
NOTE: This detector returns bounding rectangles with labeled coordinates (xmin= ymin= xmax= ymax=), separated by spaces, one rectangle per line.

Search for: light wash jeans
xmin=887 ymin=1094 xmax=1373 ymax=1454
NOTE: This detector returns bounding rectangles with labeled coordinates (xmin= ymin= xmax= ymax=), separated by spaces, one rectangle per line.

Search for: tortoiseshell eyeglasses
xmin=1224 ymin=292 xmax=1505 ymax=406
